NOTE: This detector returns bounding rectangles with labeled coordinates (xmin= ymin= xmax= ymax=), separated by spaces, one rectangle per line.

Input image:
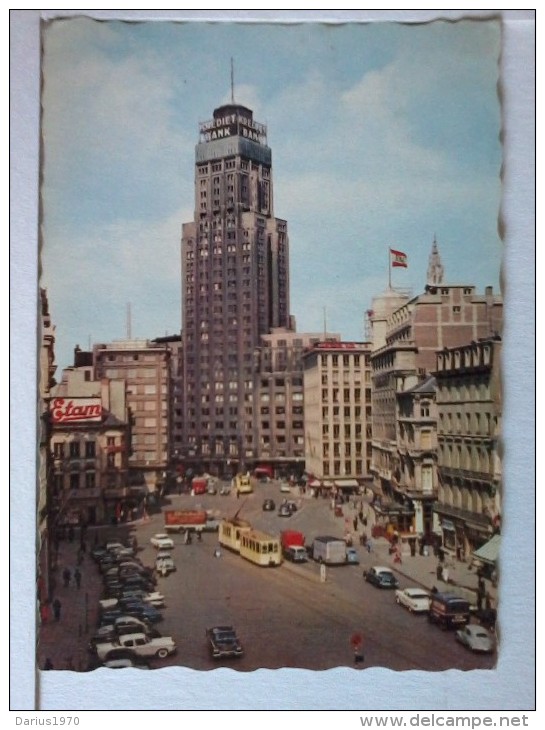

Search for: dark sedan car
xmin=119 ymin=601 xmax=163 ymax=623
xmin=262 ymin=499 xmax=276 ymax=511
xmin=363 ymin=566 xmax=399 ymax=589
xmin=206 ymin=625 xmax=244 ymax=660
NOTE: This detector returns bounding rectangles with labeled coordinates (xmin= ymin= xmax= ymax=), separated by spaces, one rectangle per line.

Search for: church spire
xmin=427 ymin=234 xmax=444 ymax=286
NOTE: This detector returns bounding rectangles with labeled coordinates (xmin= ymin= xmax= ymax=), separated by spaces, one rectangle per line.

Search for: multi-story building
xmin=152 ymin=334 xmax=183 ymax=488
xmin=396 ymin=375 xmax=439 ymax=535
xmin=49 ymin=367 xmax=129 ymax=525
xmin=181 ymin=102 xmax=292 ymax=473
xmin=433 ymin=337 xmax=502 ymax=560
xmin=253 ymin=329 xmax=339 ymax=478
xmin=369 ymin=240 xmax=503 ymax=533
xmin=302 ymin=341 xmax=373 ymax=489
xmin=93 ymin=339 xmax=171 ymax=493
xmin=38 ymin=288 xmax=56 ymax=602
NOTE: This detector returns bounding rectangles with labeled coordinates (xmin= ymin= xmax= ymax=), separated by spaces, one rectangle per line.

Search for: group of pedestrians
xmin=62 ymin=566 xmax=83 ymax=589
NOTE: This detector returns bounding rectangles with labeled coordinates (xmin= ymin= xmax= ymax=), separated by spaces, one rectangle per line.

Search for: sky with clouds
xmin=40 ymin=17 xmax=503 ymax=371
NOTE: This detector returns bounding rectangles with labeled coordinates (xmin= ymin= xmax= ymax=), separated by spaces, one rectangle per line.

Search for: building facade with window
xmin=370 ymin=281 xmax=502 ymax=534
xmin=395 ymin=375 xmax=439 ymax=536
xmin=93 ymin=339 xmax=171 ymax=493
xmin=38 ymin=288 xmax=57 ymax=602
xmin=49 ymin=367 xmax=129 ymax=526
xmin=433 ymin=337 xmax=502 ymax=559
xmin=181 ymin=103 xmax=293 ymax=474
xmin=252 ymin=329 xmax=339 ymax=478
xmin=302 ymin=341 xmax=373 ymax=487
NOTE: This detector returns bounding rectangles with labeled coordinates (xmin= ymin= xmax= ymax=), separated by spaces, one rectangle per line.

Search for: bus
xmin=218 ymin=518 xmax=252 ymax=553
xmin=235 ymin=474 xmax=253 ymax=496
xmin=239 ymin=530 xmax=282 ymax=567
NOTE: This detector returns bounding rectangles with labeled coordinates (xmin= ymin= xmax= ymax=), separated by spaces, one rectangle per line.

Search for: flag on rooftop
xmin=390 ymin=248 xmax=408 ymax=268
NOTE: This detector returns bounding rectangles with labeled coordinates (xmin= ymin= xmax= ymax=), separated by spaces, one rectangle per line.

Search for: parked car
xmin=346 ymin=548 xmax=360 ymax=565
xmin=98 ymin=609 xmax=124 ymax=626
xmin=279 ymin=483 xmax=291 ymax=493
xmin=219 ymin=485 xmax=231 ymax=496
xmin=262 ymin=499 xmax=276 ymax=511
xmin=395 ymin=587 xmax=431 ymax=613
xmin=94 ymin=632 xmax=176 ymax=661
xmin=207 ymin=484 xmax=217 ymax=495
xmin=285 ymin=500 xmax=298 ymax=514
xmin=150 ymin=534 xmax=174 ymax=550
xmin=119 ymin=601 xmax=163 ymax=623
xmin=89 ymin=621 xmax=160 ymax=650
xmin=278 ymin=504 xmax=292 ymax=518
xmin=363 ymin=566 xmax=399 ymax=589
xmin=117 ymin=590 xmax=165 ymax=608
xmin=455 ymin=624 xmax=495 ymax=653
xmin=102 ymin=657 xmax=151 ymax=669
xmin=205 ymin=625 xmax=244 ymax=660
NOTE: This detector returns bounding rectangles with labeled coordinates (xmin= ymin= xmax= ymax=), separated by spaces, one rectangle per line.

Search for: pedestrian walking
xmin=52 ymin=598 xmax=62 ymax=621
xmin=40 ymin=601 xmax=51 ymax=624
xmin=74 ymin=567 xmax=82 ymax=589
xmin=353 ymin=516 xmax=358 ymax=532
xmin=62 ymin=567 xmax=71 ymax=587
xmin=442 ymin=566 xmax=449 ymax=583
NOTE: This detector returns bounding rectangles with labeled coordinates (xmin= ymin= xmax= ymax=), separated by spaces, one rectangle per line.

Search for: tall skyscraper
xmin=181 ymin=103 xmax=291 ymax=473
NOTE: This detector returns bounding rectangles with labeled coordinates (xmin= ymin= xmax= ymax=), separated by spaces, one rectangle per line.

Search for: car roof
xmin=404 ymin=587 xmax=429 ymax=595
xmin=209 ymin=625 xmax=235 ymax=632
xmin=373 ymin=566 xmax=393 ymax=573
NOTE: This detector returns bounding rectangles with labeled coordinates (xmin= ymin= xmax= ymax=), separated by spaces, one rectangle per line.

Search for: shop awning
xmin=472 ymin=534 xmax=501 ymax=566
xmin=334 ymin=479 xmax=359 ymax=489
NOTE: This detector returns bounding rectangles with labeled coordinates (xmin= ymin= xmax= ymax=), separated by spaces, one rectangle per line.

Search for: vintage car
xmin=205 ymin=625 xmax=244 ymax=660
xmin=363 ymin=566 xmax=399 ymax=589
xmin=455 ymin=624 xmax=496 ymax=653
xmin=395 ymin=587 xmax=431 ymax=613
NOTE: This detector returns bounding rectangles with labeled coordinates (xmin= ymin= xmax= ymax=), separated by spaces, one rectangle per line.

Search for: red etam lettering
xmin=51 ymin=398 xmax=102 ymax=423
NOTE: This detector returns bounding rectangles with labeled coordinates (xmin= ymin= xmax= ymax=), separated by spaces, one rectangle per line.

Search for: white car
xmin=395 ymin=587 xmax=431 ymax=613
xmin=95 ymin=631 xmax=176 ymax=661
xmin=280 ymin=483 xmax=291 ymax=493
xmin=99 ymin=590 xmax=166 ymax=610
xmin=150 ymin=534 xmax=174 ymax=550
xmin=455 ymin=624 xmax=496 ymax=653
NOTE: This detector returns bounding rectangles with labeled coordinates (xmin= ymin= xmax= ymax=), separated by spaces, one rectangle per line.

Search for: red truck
xmin=280 ymin=530 xmax=307 ymax=562
xmin=164 ymin=509 xmax=207 ymax=534
xmin=191 ymin=477 xmax=208 ymax=495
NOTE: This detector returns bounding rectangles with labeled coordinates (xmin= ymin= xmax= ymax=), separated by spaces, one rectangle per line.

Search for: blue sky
xmin=41 ymin=17 xmax=503 ymax=371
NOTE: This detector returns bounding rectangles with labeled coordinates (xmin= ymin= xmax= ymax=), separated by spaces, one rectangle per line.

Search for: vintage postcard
xmin=11 ymin=9 xmax=535 ymax=713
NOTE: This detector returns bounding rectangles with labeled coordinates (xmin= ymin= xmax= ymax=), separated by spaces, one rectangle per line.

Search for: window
xmin=70 ymin=472 xmax=80 ymax=490
xmin=69 ymin=441 xmax=80 ymax=459
xmin=85 ymin=472 xmax=96 ymax=489
xmin=53 ymin=442 xmax=64 ymax=459
xmin=85 ymin=441 xmax=96 ymax=458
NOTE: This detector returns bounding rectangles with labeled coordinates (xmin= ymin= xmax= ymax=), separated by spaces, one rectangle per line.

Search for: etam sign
xmin=50 ymin=397 xmax=103 ymax=424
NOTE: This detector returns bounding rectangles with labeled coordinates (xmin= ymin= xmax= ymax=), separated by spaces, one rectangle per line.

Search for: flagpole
xmin=388 ymin=248 xmax=391 ymax=290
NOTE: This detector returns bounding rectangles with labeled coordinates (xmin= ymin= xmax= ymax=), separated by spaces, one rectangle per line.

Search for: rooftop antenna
xmin=230 ymin=57 xmax=235 ymax=103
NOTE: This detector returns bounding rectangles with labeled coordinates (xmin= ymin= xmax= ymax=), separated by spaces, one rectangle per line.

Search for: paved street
xmin=38 ymin=480 xmax=497 ymax=673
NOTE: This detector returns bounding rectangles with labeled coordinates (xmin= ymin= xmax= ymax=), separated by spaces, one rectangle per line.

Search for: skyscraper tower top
xmin=198 ymin=104 xmax=268 ymax=148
